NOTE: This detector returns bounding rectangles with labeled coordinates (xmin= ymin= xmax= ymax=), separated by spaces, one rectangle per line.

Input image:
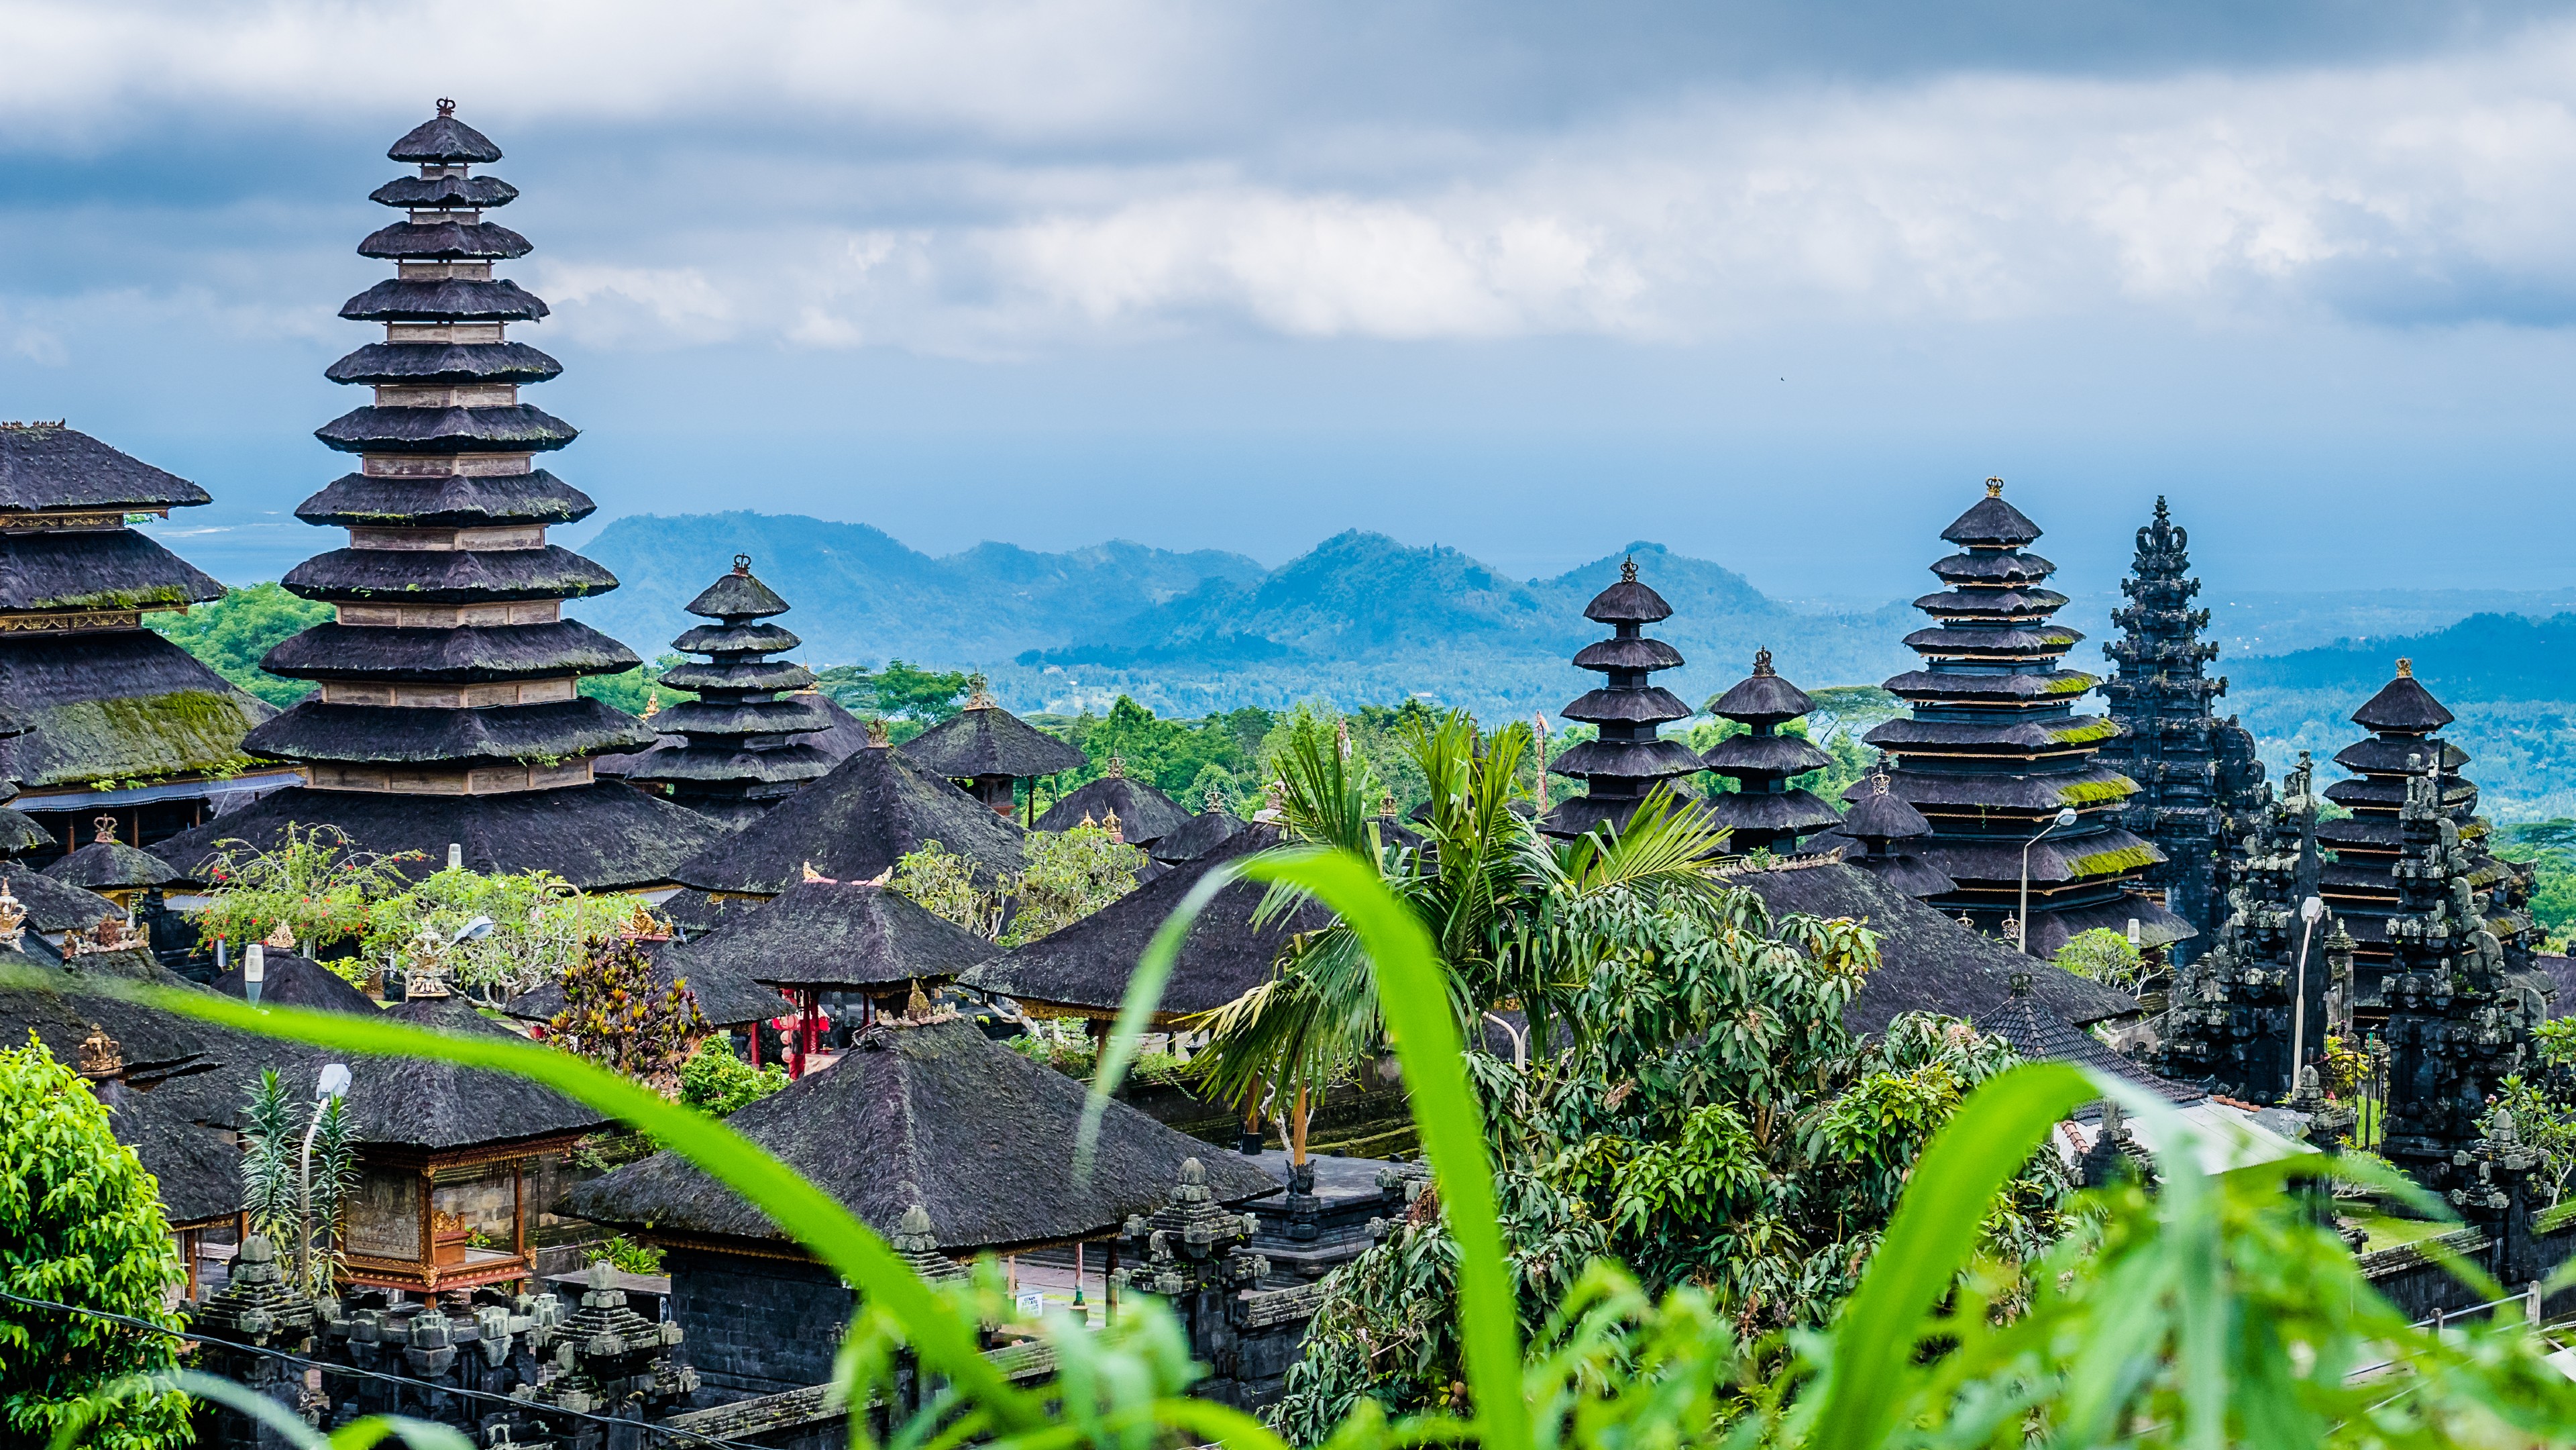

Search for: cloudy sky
xmin=4 ymin=0 xmax=2574 ymax=598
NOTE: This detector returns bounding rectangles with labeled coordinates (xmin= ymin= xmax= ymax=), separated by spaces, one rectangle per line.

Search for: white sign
xmin=1016 ymin=1292 xmax=1046 ymax=1320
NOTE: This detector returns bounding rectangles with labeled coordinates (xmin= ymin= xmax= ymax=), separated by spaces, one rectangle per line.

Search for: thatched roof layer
xmin=0 ymin=425 xmax=209 ymax=512
xmin=2 ymin=864 xmax=129 ymax=933
xmin=902 ymin=707 xmax=1085 ymax=782
xmin=670 ymin=879 xmax=996 ymax=993
xmin=211 ymin=953 xmax=382 ymax=1014
xmin=676 ymin=745 xmax=1026 ymax=897
xmin=962 ymin=826 xmax=1318 ymax=1021
xmin=0 ymin=631 xmax=274 ymax=791
xmin=294 ymin=470 xmax=592 ymax=527
xmin=1735 ymin=861 xmax=2137 ymax=1033
xmin=246 ymin=698 xmax=658 ymax=766
xmin=0 ymin=529 xmax=224 ymax=613
xmin=323 ymin=342 xmax=564 ymax=387
xmin=109 ymin=1089 xmax=243 ymax=1227
xmin=569 ymin=1014 xmax=1277 ymax=1253
xmin=2352 ymin=670 xmax=2455 ymax=733
xmin=315 ymin=403 xmax=575 ymax=454
xmin=337 ymin=278 xmax=548 ymax=321
xmin=388 ymin=112 xmax=503 ymax=163
xmin=1033 ymin=775 xmax=1191 ymax=844
xmin=356 ymin=219 xmax=531 ymax=262
xmin=282 ymin=544 xmax=616 ymax=603
xmin=43 ymin=835 xmax=177 ymax=890
xmin=368 ymin=173 xmax=518 ymax=209
xmin=150 ymin=782 xmax=732 ymax=892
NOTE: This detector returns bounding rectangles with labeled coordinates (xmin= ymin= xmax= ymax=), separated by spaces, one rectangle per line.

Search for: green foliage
xmin=2491 ymin=1074 xmax=2576 ymax=1206
xmin=576 ymin=654 xmax=693 ymax=716
xmin=597 ymin=1235 xmax=666 ymax=1276
xmin=194 ymin=823 xmax=423 ymax=968
xmin=1035 ymin=696 xmax=1281 ymax=812
xmin=238 ymin=1069 xmax=357 ymax=1299
xmin=892 ymin=823 xmax=1146 ymax=947
xmin=676 ymin=1039 xmax=787 ymax=1117
xmin=2053 ymin=925 xmax=2149 ymax=994
xmin=547 ymin=938 xmax=708 ymax=1090
xmin=2496 ymin=819 xmax=2576 ymax=949
xmin=361 ymin=866 xmax=650 ymax=1006
xmin=0 ymin=1036 xmax=191 ymax=1450
xmin=145 ymin=581 xmax=331 ymax=707
xmin=813 ymin=659 xmax=973 ymax=723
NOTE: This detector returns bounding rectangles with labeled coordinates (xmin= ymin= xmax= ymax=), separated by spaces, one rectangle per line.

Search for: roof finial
xmin=642 ymin=688 xmax=660 ymax=719
xmin=1752 ymin=647 xmax=1774 ymax=678
xmin=1868 ymin=770 xmax=1890 ymax=796
xmin=964 ymin=672 xmax=995 ymax=710
xmin=1380 ymin=790 xmax=1397 ymax=819
xmin=2008 ymin=970 xmax=2033 ymax=997
xmin=1984 ymin=476 xmax=2004 ymax=498
xmin=2152 ymin=495 xmax=2169 ymax=523
xmin=2396 ymin=656 xmax=2413 ymax=678
xmin=865 ymin=717 xmax=891 ymax=748
xmin=93 ymin=814 xmax=119 ymax=844
xmin=732 ymin=553 xmax=752 ymax=576
xmin=1619 ymin=554 xmax=1638 ymax=584
xmin=1108 ymin=754 xmax=1125 ymax=778
xmin=435 ymin=97 xmax=457 ymax=118
xmin=1102 ymin=808 xmax=1124 ymax=843
xmin=1205 ymin=784 xmax=1225 ymax=813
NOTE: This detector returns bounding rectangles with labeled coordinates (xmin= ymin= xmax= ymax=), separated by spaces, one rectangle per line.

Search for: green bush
xmin=677 ymin=1039 xmax=787 ymax=1117
xmin=0 ymin=1037 xmax=192 ymax=1449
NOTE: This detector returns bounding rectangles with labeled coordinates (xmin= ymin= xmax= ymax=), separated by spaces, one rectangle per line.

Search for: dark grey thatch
xmin=294 ymin=470 xmax=591 ymax=527
xmin=281 ymin=544 xmax=614 ymax=601
xmin=1 ymin=864 xmax=125 ymax=935
xmin=213 ymin=953 xmax=381 ymax=1014
xmin=0 ymin=947 xmax=227 ymax=1081
xmin=368 ymin=173 xmax=519 ymax=209
xmin=154 ymin=994 xmax=607 ymax=1153
xmin=323 ymin=342 xmax=564 ymax=388
xmin=110 ymin=1090 xmax=242 ymax=1227
xmin=338 ymin=278 xmax=548 ymax=321
xmin=963 ymin=826 xmax=1320 ymax=1022
xmin=0 ymin=423 xmax=211 ymax=511
xmin=245 ymin=698 xmax=657 ymax=766
xmin=314 ymin=401 xmax=572 ymax=452
xmin=356 ymin=220 xmax=533 ymax=262
xmin=1733 ymin=860 xmax=2138 ymax=1033
xmin=150 ymin=782 xmax=733 ymax=893
xmin=1034 ymin=772 xmax=1192 ymax=845
xmin=670 ymin=879 xmax=996 ymax=994
xmin=676 ymin=745 xmax=1026 ymax=897
xmin=262 ymin=620 xmax=637 ymax=682
xmin=569 ymin=1013 xmax=1276 ymax=1254
xmin=2351 ymin=665 xmax=2456 ymax=733
xmin=0 ymin=808 xmax=54 ymax=856
xmin=2540 ymin=955 xmax=2576 ymax=1019
xmin=42 ymin=827 xmax=177 ymax=890
xmin=0 ymin=529 xmax=223 ymax=612
xmin=388 ymin=109 xmax=504 ymax=164
xmin=1150 ymin=808 xmax=1242 ymax=866
xmin=1975 ymin=983 xmax=2200 ymax=1106
xmin=902 ymin=705 xmax=1084 ymax=782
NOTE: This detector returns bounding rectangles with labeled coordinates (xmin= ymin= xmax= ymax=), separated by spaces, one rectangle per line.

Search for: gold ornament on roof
xmin=1619 ymin=555 xmax=1638 ymax=584
xmin=733 ymin=553 xmax=753 ymax=576
xmin=964 ymin=674 xmax=996 ymax=711
xmin=93 ymin=815 xmax=119 ymax=844
xmin=262 ymin=920 xmax=297 ymax=951
xmin=1108 ymin=755 xmax=1125 ymax=778
xmin=1102 ymin=809 xmax=1124 ymax=844
xmin=76 ymin=1025 xmax=121 ymax=1080
xmin=0 ymin=880 xmax=23 ymax=950
xmin=1985 ymin=476 xmax=2004 ymax=497
xmin=1752 ymin=648 xmax=1774 ymax=678
xmin=866 ymin=717 xmax=892 ymax=748
xmin=2396 ymin=657 xmax=2414 ymax=678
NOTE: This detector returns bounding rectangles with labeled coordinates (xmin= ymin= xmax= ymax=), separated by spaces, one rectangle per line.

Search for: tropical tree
xmin=2053 ymin=925 xmax=2149 ymax=995
xmin=362 ymin=866 xmax=650 ymax=1006
xmin=0 ymin=1038 xmax=192 ymax=1450
xmin=677 ymin=1039 xmax=788 ymax=1117
xmin=893 ymin=821 xmax=1146 ymax=947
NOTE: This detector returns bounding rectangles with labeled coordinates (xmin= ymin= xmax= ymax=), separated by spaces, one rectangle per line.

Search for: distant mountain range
xmin=569 ymin=512 xmax=2576 ymax=818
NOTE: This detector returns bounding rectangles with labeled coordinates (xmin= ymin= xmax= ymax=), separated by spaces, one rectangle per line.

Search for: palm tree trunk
xmin=1291 ymin=1084 xmax=1311 ymax=1166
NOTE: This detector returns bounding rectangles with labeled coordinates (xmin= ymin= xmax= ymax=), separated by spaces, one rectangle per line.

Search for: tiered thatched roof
xmin=675 ymin=741 xmax=1024 ymax=898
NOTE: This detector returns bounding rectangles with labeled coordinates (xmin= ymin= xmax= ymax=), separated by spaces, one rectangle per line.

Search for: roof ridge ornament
xmin=1619 ymin=554 xmax=1638 ymax=584
xmin=93 ymin=814 xmax=119 ymax=843
xmin=1108 ymin=755 xmax=1125 ymax=778
xmin=1752 ymin=647 xmax=1774 ymax=678
xmin=2396 ymin=656 xmax=2413 ymax=678
xmin=731 ymin=553 xmax=752 ymax=576
xmin=436 ymin=97 xmax=457 ymax=118
xmin=1985 ymin=476 xmax=2004 ymax=497
xmin=0 ymin=879 xmax=21 ymax=950
xmin=963 ymin=673 xmax=996 ymax=711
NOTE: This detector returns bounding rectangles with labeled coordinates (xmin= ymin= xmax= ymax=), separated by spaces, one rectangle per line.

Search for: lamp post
xmin=2019 ymin=807 xmax=2079 ymax=957
xmin=2290 ymin=895 xmax=2326 ymax=1096
xmin=244 ymin=942 xmax=265 ymax=1006
xmin=299 ymin=1062 xmax=352 ymax=1294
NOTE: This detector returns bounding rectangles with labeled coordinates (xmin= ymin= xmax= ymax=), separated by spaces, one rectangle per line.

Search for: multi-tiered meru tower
xmin=1544 ymin=558 xmax=1705 ymax=839
xmin=154 ymin=103 xmax=723 ymax=890
xmin=0 ymin=425 xmax=284 ymax=852
xmin=622 ymin=556 xmax=839 ymax=828
xmin=2316 ymin=662 xmax=2537 ymax=1023
xmin=1699 ymin=650 xmax=1841 ymax=856
xmin=1861 ymin=480 xmax=2191 ymax=957
xmin=2095 ymin=499 xmax=2265 ymax=962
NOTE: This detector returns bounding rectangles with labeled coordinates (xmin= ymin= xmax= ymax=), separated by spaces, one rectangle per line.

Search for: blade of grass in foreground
xmin=1083 ymin=845 xmax=1529 ymax=1450
xmin=103 ymin=978 xmax=1046 ymax=1435
xmin=1806 ymin=1060 xmax=2095 ymax=1450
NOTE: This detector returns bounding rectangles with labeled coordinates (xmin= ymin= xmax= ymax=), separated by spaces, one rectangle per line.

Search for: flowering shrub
xmin=192 ymin=822 xmax=421 ymax=967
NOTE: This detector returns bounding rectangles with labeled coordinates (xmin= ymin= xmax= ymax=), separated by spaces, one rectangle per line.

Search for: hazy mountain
xmin=573 ymin=511 xmax=1266 ymax=665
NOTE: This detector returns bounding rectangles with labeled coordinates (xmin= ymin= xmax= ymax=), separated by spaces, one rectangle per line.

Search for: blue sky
xmin=4 ymin=0 xmax=2575 ymax=599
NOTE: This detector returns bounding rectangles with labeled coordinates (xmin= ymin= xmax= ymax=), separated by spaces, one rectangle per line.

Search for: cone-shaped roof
xmin=0 ymin=864 xmax=123 ymax=935
xmin=1034 ymin=770 xmax=1193 ymax=844
xmin=2351 ymin=660 xmax=2455 ymax=733
xmin=1149 ymin=805 xmax=1242 ymax=865
xmin=1938 ymin=478 xmax=2043 ymax=547
xmin=0 ymin=809 xmax=53 ymax=857
xmin=1583 ymin=555 xmax=1674 ymax=625
xmin=388 ymin=101 xmax=503 ymax=163
xmin=1707 ymin=650 xmax=1815 ymax=725
xmin=1837 ymin=774 xmax=1931 ymax=841
xmin=675 ymin=743 xmax=1025 ymax=896
xmin=902 ymin=695 xmax=1086 ymax=781
xmin=962 ymin=825 xmax=1323 ymax=1022
xmin=42 ymin=819 xmax=176 ymax=891
xmin=569 ymin=1012 xmax=1277 ymax=1253
xmin=666 ymin=878 xmax=997 ymax=993
xmin=684 ymin=557 xmax=792 ymax=621
xmin=0 ymin=423 xmax=211 ymax=511
xmin=211 ymin=952 xmax=380 ymax=1014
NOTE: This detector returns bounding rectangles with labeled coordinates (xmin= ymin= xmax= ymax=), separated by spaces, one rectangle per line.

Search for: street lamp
xmin=299 ymin=1063 xmax=352 ymax=1293
xmin=2290 ymin=895 xmax=2326 ymax=1096
xmin=244 ymin=942 xmax=265 ymax=1006
xmin=2019 ymin=807 xmax=2079 ymax=957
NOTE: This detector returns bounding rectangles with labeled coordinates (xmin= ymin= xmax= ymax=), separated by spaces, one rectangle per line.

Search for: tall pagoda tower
xmin=0 ymin=425 xmax=287 ymax=852
xmin=2153 ymin=753 xmax=2325 ymax=1100
xmin=1860 ymin=480 xmax=2190 ymax=956
xmin=152 ymin=103 xmax=724 ymax=890
xmin=1544 ymin=557 xmax=1705 ymax=839
xmin=1699 ymin=650 xmax=1841 ymax=856
xmin=2314 ymin=662 xmax=2536 ymax=1019
xmin=2095 ymin=499 xmax=2266 ymax=962
xmin=620 ymin=556 xmax=839 ymax=828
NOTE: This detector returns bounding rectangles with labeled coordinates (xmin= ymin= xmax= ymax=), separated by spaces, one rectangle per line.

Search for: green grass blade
xmin=108 ymin=980 xmax=1045 ymax=1433
xmin=1806 ymin=1059 xmax=2095 ymax=1450
xmin=1234 ymin=847 xmax=1528 ymax=1450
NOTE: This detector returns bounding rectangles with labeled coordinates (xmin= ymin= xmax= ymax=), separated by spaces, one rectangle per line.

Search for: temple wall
xmin=667 ymin=1247 xmax=853 ymax=1400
